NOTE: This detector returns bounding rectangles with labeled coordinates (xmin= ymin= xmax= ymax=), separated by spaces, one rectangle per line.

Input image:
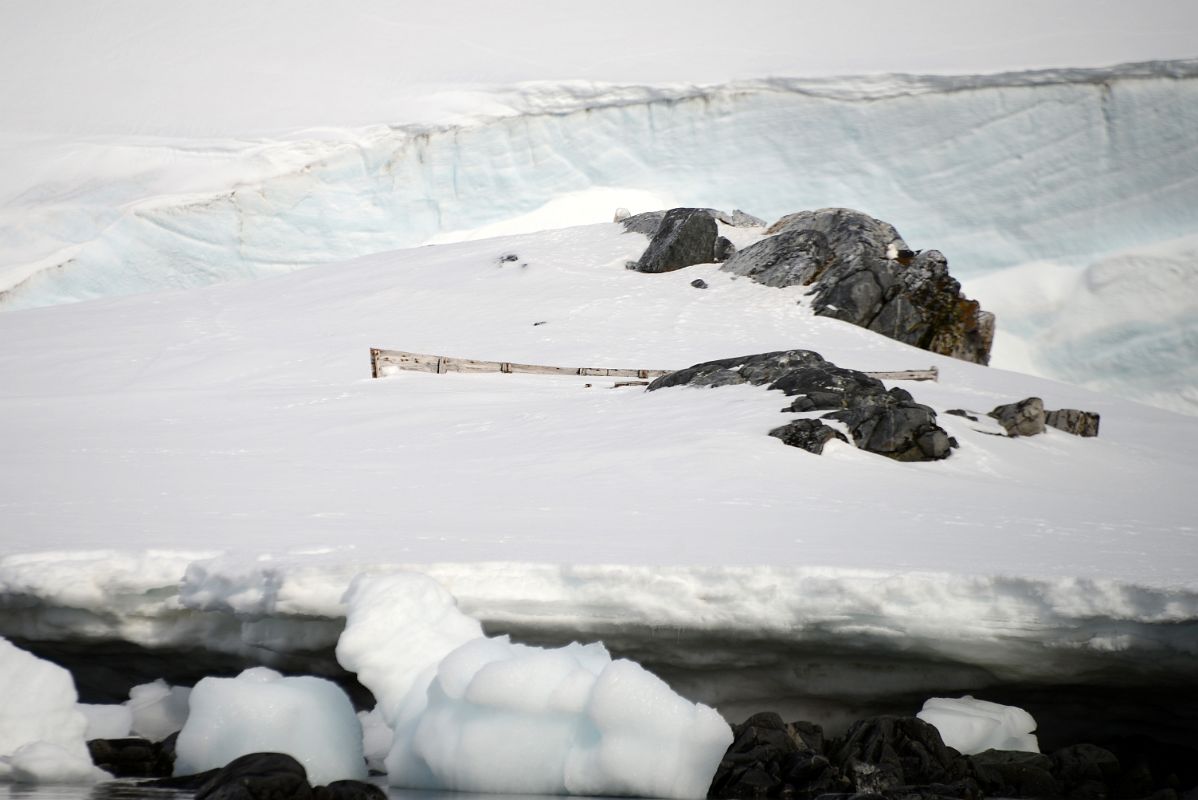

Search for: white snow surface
xmin=917 ymin=696 xmax=1039 ymax=755
xmin=0 ymin=222 xmax=1196 ymax=703
xmin=173 ymin=667 xmax=365 ymax=785
xmin=1 ymin=59 xmax=1196 ymax=411
xmin=339 ymin=573 xmax=731 ymax=800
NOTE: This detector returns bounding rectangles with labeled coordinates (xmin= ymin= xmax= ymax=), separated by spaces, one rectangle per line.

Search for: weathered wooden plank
xmin=370 ymin=349 xmax=938 ymax=382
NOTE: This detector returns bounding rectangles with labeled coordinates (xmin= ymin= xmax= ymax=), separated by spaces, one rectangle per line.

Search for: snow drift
xmin=1 ymin=61 xmax=1196 ymax=410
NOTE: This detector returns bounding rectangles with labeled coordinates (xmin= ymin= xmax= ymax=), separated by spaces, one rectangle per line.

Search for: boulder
xmin=708 ymin=713 xmax=849 ymax=800
xmin=692 ymin=279 xmax=709 ymax=289
xmin=825 ymin=402 xmax=953 ymax=462
xmin=194 ymin=752 xmax=312 ymax=800
xmin=1050 ymin=744 xmax=1121 ymax=800
xmin=312 ymin=781 xmax=387 ymax=800
xmin=989 ymin=398 xmax=1046 ymax=437
xmin=721 ymin=208 xmax=993 ymax=365
xmin=768 ymin=419 xmax=848 ymax=454
xmin=828 ymin=716 xmax=974 ymax=795
xmin=968 ymin=749 xmax=1059 ymax=798
xmin=632 ymin=208 xmax=720 ymax=273
xmin=87 ymin=736 xmax=174 ymax=778
xmin=1045 ymin=408 xmax=1101 ymax=437
xmin=714 ymin=236 xmax=737 ymax=262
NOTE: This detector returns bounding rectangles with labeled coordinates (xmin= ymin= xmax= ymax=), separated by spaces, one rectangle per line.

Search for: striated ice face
xmin=338 ymin=573 xmax=732 ymax=800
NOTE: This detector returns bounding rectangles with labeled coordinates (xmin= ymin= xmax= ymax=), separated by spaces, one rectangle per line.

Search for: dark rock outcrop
xmin=989 ymin=398 xmax=1047 ymax=437
xmin=87 ymin=736 xmax=174 ymax=778
xmin=968 ymin=749 xmax=1059 ymax=799
xmin=1051 ymin=744 xmax=1122 ymax=800
xmin=142 ymin=752 xmax=381 ymax=800
xmin=631 ymin=208 xmax=720 ymax=273
xmin=720 ymin=208 xmax=993 ymax=365
xmin=714 ymin=236 xmax=737 ymax=262
xmin=828 ymin=716 xmax=976 ymax=796
xmin=768 ymin=419 xmax=848 ymax=454
xmin=1046 ymin=408 xmax=1101 ymax=437
xmin=648 ymin=350 xmax=953 ymax=461
xmin=709 ymin=712 xmax=849 ymax=800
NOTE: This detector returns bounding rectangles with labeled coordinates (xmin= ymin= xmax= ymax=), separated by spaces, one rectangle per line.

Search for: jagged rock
xmin=1045 ymin=408 xmax=1101 ymax=437
xmin=968 ymin=749 xmax=1059 ymax=798
xmin=709 ymin=713 xmax=850 ymax=800
xmin=944 ymin=409 xmax=979 ymax=422
xmin=769 ymin=419 xmax=848 ymax=454
xmin=720 ymin=229 xmax=833 ymax=288
xmin=719 ymin=209 xmax=768 ymax=228
xmin=989 ymin=397 xmax=1046 ymax=437
xmin=691 ymin=279 xmax=709 ymax=289
xmin=825 ymin=402 xmax=953 ymax=462
xmin=87 ymin=736 xmax=174 ymax=778
xmin=722 ymin=208 xmax=993 ymax=365
xmin=1051 ymin=744 xmax=1121 ymax=800
xmin=714 ymin=236 xmax=737 ymax=262
xmin=632 ymin=208 xmax=720 ymax=273
xmin=649 ymin=351 xmax=952 ymax=461
xmin=828 ymin=717 xmax=974 ymax=795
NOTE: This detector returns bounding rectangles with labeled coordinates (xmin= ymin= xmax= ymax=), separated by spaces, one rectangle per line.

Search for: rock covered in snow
xmin=917 ymin=695 xmax=1039 ymax=754
xmin=0 ymin=637 xmax=101 ymax=783
xmin=173 ymin=667 xmax=365 ymax=785
xmin=337 ymin=572 xmax=732 ymax=800
xmin=720 ymin=208 xmax=994 ymax=365
xmin=649 ymin=350 xmax=953 ymax=461
xmin=1045 ymin=408 xmax=1101 ymax=437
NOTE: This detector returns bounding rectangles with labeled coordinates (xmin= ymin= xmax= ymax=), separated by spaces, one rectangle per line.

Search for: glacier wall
xmin=2 ymin=60 xmax=1196 ymax=410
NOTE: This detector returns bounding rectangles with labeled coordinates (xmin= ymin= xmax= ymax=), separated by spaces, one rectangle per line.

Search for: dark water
xmin=0 ymin=784 xmax=626 ymax=800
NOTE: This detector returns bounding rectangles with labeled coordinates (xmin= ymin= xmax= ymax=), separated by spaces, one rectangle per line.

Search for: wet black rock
xmin=720 ymin=208 xmax=993 ymax=365
xmin=313 ymin=780 xmax=387 ymax=800
xmin=709 ymin=712 xmax=850 ymax=800
xmin=649 ymin=350 xmax=952 ymax=461
xmin=145 ymin=752 xmax=383 ymax=800
xmin=88 ymin=736 xmax=174 ymax=778
xmin=968 ymin=749 xmax=1059 ymax=798
xmin=632 ymin=208 xmax=720 ymax=273
xmin=828 ymin=716 xmax=975 ymax=795
xmin=1046 ymin=408 xmax=1101 ymax=437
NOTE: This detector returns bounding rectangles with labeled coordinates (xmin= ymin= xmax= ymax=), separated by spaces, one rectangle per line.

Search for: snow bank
xmin=174 ymin=667 xmax=365 ymax=785
xmin=339 ymin=573 xmax=732 ymax=799
xmin=0 ymin=638 xmax=102 ymax=783
xmin=917 ymin=696 xmax=1039 ymax=754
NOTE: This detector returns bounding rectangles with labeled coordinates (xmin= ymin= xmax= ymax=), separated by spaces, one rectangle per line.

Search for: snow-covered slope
xmin=2 ymin=223 xmax=1195 ymax=737
xmin=2 ymin=61 xmax=1196 ymax=412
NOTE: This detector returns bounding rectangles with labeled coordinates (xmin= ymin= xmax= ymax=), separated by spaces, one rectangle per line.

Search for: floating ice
xmin=126 ymin=679 xmax=191 ymax=741
xmin=78 ymin=703 xmax=132 ymax=740
xmin=173 ymin=666 xmax=365 ymax=785
xmin=917 ymin=695 xmax=1039 ymax=754
xmin=0 ymin=637 xmax=97 ymax=783
xmin=0 ymin=742 xmax=109 ymax=784
xmin=338 ymin=573 xmax=732 ymax=800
